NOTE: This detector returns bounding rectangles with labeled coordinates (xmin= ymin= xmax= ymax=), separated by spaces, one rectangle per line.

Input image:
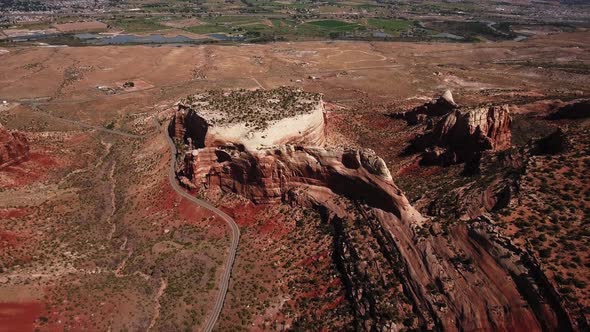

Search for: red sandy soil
xmin=0 ymin=302 xmax=42 ymax=332
xmin=65 ymin=133 xmax=91 ymax=145
xmin=221 ymin=202 xmax=266 ymax=228
xmin=177 ymin=198 xmax=227 ymax=238
xmin=321 ymin=295 xmax=345 ymax=312
xmin=0 ymin=208 xmax=29 ymax=219
xmin=397 ymin=159 xmax=443 ymax=178
xmin=223 ymin=202 xmax=293 ymax=239
xmin=41 ymin=291 xmax=101 ymax=331
xmin=0 ymin=151 xmax=59 ymax=188
xmin=145 ymin=179 xmax=228 ymax=238
xmin=148 ymin=179 xmax=177 ymax=212
xmin=258 ymin=217 xmax=291 ymax=239
xmin=298 ymin=249 xmax=331 ymax=269
xmin=0 ymin=230 xmax=23 ymax=249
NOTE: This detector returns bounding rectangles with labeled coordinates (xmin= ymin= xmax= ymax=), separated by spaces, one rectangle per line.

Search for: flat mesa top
xmin=179 ymin=87 xmax=322 ymax=129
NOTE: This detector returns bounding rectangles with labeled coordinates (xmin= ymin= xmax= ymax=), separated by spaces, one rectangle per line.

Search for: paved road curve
xmin=160 ymin=120 xmax=240 ymax=332
xmin=15 ymin=102 xmax=240 ymax=332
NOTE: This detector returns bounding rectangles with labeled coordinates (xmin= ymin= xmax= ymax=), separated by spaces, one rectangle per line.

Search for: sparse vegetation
xmin=180 ymin=87 xmax=322 ymax=129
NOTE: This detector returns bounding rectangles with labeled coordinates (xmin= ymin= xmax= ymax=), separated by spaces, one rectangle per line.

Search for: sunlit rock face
xmin=182 ymin=145 xmax=398 ymax=207
xmin=169 ymin=88 xmax=574 ymax=332
xmin=170 ymin=87 xmax=326 ymax=150
xmin=411 ymin=105 xmax=512 ymax=165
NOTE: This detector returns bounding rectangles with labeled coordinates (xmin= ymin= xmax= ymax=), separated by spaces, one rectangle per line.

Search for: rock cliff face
xmin=0 ymin=123 xmax=29 ymax=169
xmin=182 ymin=145 xmax=405 ymax=210
xmin=170 ymin=89 xmax=578 ymax=331
xmin=169 ymin=87 xmax=326 ymax=150
xmin=179 ymin=141 xmax=573 ymax=331
xmin=410 ymin=105 xmax=512 ymax=165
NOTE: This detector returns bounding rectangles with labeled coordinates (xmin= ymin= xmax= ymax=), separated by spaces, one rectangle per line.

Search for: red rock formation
xmin=168 ymin=104 xmax=209 ymax=148
xmin=171 ymin=91 xmax=580 ymax=331
xmin=178 ymin=141 xmax=578 ymax=331
xmin=411 ymin=105 xmax=512 ymax=165
xmin=0 ymin=123 xmax=29 ymax=169
xmin=182 ymin=145 xmax=404 ymax=210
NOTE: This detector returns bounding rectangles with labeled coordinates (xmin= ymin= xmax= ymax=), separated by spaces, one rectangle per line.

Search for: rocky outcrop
xmin=288 ymin=179 xmax=573 ymax=331
xmin=391 ymin=90 xmax=458 ymax=125
xmin=169 ymin=89 xmax=580 ymax=331
xmin=414 ymin=147 xmax=526 ymax=221
xmin=548 ymin=99 xmax=590 ymax=120
xmin=0 ymin=123 xmax=29 ymax=169
xmin=182 ymin=145 xmax=403 ymax=210
xmin=176 ymin=125 xmax=577 ymax=332
xmin=169 ymin=87 xmax=326 ymax=150
xmin=409 ymin=105 xmax=512 ymax=165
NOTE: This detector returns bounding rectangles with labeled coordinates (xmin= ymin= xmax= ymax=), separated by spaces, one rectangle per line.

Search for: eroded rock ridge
xmin=169 ymin=88 xmax=578 ymax=331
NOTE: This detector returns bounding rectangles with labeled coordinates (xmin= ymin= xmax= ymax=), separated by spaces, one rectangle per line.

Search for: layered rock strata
xmin=170 ymin=88 xmax=578 ymax=331
xmin=180 ymin=141 xmax=574 ymax=330
xmin=169 ymin=87 xmax=326 ymax=150
xmin=410 ymin=105 xmax=512 ymax=165
xmin=183 ymin=145 xmax=403 ymax=209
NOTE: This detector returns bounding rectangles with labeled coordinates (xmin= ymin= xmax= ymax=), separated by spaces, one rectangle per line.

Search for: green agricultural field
xmin=108 ymin=17 xmax=167 ymax=33
xmin=270 ymin=18 xmax=296 ymax=28
xmin=202 ymin=15 xmax=261 ymax=25
xmin=367 ymin=18 xmax=412 ymax=34
xmin=240 ymin=23 xmax=273 ymax=33
xmin=424 ymin=21 xmax=516 ymax=41
xmin=306 ymin=20 xmax=361 ymax=31
xmin=185 ymin=24 xmax=231 ymax=34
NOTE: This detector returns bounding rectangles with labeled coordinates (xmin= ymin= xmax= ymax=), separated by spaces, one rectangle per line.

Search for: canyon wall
xmin=169 ymin=89 xmax=326 ymax=150
xmin=179 ymin=140 xmax=572 ymax=331
xmin=170 ymin=91 xmax=579 ymax=331
xmin=548 ymin=99 xmax=590 ymax=120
